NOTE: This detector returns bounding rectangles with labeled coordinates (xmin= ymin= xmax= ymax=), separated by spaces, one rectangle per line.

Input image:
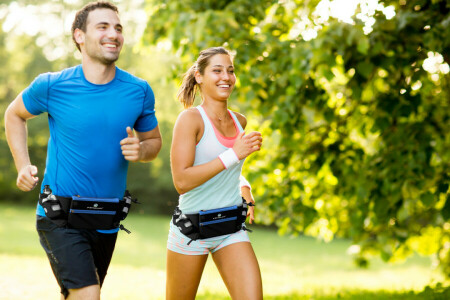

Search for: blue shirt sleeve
xmin=22 ymin=73 xmax=50 ymax=115
xmin=134 ymin=83 xmax=158 ymax=132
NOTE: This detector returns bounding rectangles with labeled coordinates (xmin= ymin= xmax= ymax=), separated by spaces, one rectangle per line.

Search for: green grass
xmin=0 ymin=203 xmax=448 ymax=299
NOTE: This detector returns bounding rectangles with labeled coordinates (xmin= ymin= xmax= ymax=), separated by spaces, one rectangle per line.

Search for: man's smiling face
xmin=81 ymin=8 xmax=124 ymax=65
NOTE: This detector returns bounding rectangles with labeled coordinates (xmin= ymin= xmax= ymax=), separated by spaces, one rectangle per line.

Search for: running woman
xmin=167 ymin=47 xmax=263 ymax=300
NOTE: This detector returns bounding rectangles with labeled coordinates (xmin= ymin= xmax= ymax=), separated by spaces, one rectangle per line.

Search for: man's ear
xmin=194 ymin=70 xmax=202 ymax=84
xmin=74 ymin=28 xmax=85 ymax=46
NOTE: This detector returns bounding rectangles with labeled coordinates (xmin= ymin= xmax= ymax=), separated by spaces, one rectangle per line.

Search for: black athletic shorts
xmin=36 ymin=215 xmax=118 ymax=298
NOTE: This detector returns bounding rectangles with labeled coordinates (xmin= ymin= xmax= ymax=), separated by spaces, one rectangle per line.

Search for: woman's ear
xmin=194 ymin=70 xmax=202 ymax=84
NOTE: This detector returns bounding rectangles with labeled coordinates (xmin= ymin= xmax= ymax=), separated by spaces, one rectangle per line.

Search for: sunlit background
xmin=0 ymin=0 xmax=449 ymax=299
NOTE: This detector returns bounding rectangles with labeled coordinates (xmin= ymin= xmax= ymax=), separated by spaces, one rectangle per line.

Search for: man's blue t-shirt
xmin=22 ymin=65 xmax=158 ymax=230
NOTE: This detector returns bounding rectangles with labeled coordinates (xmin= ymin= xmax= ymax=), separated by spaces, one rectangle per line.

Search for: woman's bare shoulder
xmin=231 ymin=110 xmax=247 ymax=129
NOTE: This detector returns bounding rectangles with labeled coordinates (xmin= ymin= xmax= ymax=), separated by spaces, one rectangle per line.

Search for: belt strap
xmin=39 ymin=185 xmax=137 ymax=232
xmin=172 ymin=199 xmax=250 ymax=244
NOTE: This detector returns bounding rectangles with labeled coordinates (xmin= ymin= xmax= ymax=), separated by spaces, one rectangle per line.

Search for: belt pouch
xmin=39 ymin=194 xmax=65 ymax=220
xmin=199 ymin=205 xmax=240 ymax=239
xmin=68 ymin=196 xmax=119 ymax=229
xmin=39 ymin=186 xmax=70 ymax=227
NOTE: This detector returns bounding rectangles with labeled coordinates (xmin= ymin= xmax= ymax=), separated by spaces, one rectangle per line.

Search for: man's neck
xmin=81 ymin=57 xmax=116 ymax=85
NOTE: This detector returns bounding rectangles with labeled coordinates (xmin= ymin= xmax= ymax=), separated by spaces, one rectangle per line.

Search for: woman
xmin=167 ymin=47 xmax=263 ymax=300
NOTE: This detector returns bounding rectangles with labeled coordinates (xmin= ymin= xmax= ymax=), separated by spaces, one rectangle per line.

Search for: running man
xmin=4 ymin=2 xmax=161 ymax=299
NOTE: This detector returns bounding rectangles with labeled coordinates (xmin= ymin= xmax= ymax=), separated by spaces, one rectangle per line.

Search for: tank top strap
xmin=196 ymin=106 xmax=214 ymax=134
xmin=228 ymin=110 xmax=244 ymax=133
xmin=197 ymin=106 xmax=244 ymax=133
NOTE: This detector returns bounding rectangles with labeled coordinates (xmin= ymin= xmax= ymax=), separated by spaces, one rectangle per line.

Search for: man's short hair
xmin=71 ymin=1 xmax=119 ymax=52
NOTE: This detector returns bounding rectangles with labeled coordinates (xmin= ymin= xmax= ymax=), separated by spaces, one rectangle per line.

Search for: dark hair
xmin=177 ymin=47 xmax=233 ymax=108
xmin=71 ymin=1 xmax=119 ymax=51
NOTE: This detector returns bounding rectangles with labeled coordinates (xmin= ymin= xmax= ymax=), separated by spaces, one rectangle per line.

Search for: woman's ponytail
xmin=177 ymin=65 xmax=198 ymax=109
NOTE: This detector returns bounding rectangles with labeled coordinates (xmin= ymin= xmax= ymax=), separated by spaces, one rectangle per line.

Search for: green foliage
xmin=142 ymin=0 xmax=450 ymax=276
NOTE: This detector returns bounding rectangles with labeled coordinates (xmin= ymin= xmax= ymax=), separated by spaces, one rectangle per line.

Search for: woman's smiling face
xmin=198 ymin=54 xmax=236 ymax=101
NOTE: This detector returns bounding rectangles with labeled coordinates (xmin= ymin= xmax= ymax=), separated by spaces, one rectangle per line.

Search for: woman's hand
xmin=232 ymin=131 xmax=262 ymax=160
xmin=241 ymin=185 xmax=255 ymax=224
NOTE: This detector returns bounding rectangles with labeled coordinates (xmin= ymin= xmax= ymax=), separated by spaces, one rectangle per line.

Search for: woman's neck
xmin=201 ymin=100 xmax=229 ymax=121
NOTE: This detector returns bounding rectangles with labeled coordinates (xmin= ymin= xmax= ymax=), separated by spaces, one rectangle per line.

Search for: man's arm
xmin=120 ymin=125 xmax=162 ymax=162
xmin=4 ymin=92 xmax=40 ymax=191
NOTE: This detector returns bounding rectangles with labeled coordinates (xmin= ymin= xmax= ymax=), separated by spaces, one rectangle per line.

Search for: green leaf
xmin=442 ymin=194 xmax=450 ymax=220
xmin=356 ymin=61 xmax=374 ymax=79
xmin=357 ymin=37 xmax=370 ymax=55
xmin=420 ymin=192 xmax=435 ymax=207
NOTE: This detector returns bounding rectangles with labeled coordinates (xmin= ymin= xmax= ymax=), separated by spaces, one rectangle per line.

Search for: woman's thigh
xmin=212 ymin=242 xmax=263 ymax=300
xmin=166 ymin=249 xmax=209 ymax=300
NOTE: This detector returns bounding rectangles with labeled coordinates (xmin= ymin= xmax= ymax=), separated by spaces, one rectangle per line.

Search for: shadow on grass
xmin=196 ymin=284 xmax=450 ymax=300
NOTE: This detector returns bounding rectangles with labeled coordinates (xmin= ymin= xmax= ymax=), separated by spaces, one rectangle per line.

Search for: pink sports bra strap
xmin=200 ymin=106 xmax=242 ymax=148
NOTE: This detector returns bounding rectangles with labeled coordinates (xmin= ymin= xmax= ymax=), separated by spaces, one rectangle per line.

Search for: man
xmin=4 ymin=2 xmax=162 ymax=299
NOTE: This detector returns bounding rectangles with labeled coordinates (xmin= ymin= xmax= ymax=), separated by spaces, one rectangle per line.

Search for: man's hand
xmin=17 ymin=165 xmax=39 ymax=191
xmin=120 ymin=127 xmax=141 ymax=162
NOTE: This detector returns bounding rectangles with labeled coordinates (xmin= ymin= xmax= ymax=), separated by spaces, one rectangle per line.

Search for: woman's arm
xmin=240 ymin=176 xmax=256 ymax=224
xmin=170 ymin=109 xmax=224 ymax=194
xmin=170 ymin=109 xmax=262 ymax=194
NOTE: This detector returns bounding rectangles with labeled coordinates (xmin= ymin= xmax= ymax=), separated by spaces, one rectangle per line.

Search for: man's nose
xmin=106 ymin=27 xmax=118 ymax=39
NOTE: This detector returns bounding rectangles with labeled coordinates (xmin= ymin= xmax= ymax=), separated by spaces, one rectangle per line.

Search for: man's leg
xmin=88 ymin=229 xmax=118 ymax=287
xmin=36 ymin=216 xmax=107 ymax=299
xmin=66 ymin=285 xmax=100 ymax=300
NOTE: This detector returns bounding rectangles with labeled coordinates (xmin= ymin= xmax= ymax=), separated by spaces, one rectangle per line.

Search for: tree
xmin=142 ymin=0 xmax=450 ymax=276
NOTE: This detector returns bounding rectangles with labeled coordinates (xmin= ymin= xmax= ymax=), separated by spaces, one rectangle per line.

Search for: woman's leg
xmin=212 ymin=242 xmax=263 ymax=300
xmin=166 ymin=249 xmax=209 ymax=300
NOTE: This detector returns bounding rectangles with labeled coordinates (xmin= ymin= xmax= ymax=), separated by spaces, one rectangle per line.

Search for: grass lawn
xmin=0 ymin=203 xmax=448 ymax=299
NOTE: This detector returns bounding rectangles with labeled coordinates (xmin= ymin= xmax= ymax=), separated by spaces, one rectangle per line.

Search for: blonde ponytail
xmin=177 ymin=65 xmax=198 ymax=109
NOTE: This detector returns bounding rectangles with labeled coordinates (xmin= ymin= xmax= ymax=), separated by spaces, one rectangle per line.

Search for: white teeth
xmin=219 ymin=85 xmax=230 ymax=88
xmin=104 ymin=44 xmax=117 ymax=48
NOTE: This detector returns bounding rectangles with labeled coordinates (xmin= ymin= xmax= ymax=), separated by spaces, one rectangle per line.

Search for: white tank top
xmin=178 ymin=106 xmax=245 ymax=214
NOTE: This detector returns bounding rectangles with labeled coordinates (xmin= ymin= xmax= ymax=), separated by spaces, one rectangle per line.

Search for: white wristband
xmin=218 ymin=149 xmax=240 ymax=169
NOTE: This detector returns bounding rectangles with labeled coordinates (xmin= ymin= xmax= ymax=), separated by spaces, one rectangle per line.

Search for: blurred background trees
xmin=0 ymin=0 xmax=448 ymax=277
